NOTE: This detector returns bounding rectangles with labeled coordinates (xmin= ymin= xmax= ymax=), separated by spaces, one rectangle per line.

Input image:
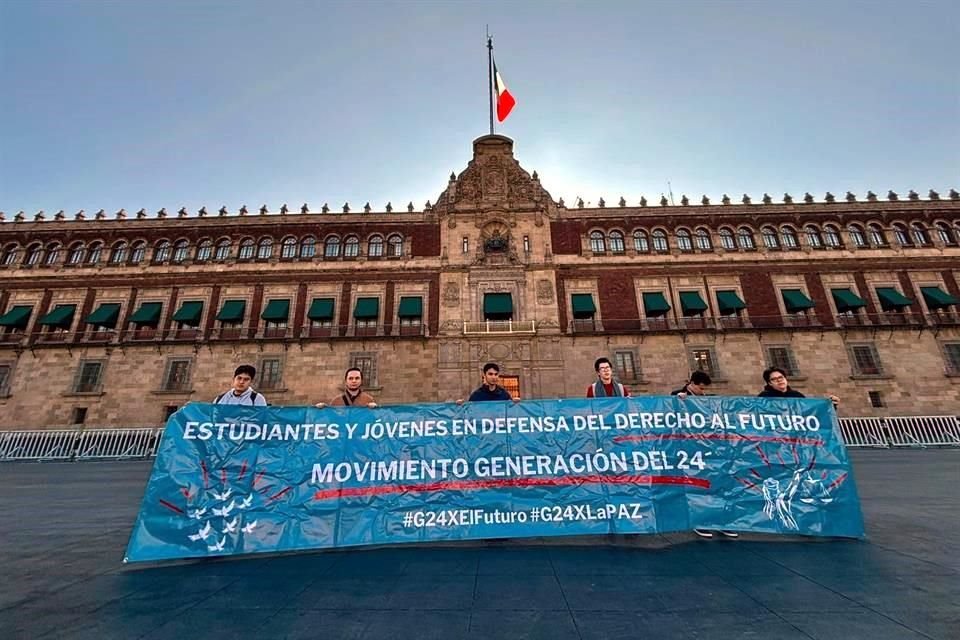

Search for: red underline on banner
xmin=612 ymin=433 xmax=824 ymax=447
xmin=313 ymin=474 xmax=709 ymax=501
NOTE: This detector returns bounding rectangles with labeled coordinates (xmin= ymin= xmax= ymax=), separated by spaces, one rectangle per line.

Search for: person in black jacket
xmin=758 ymin=367 xmax=839 ymax=407
xmin=459 ymin=362 xmax=515 ymax=402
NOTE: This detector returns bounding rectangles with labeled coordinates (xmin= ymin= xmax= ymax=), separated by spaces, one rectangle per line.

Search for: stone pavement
xmin=0 ymin=450 xmax=957 ymax=639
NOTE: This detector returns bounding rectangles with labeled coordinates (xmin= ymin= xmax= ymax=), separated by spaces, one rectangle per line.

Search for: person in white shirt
xmin=214 ymin=364 xmax=268 ymax=406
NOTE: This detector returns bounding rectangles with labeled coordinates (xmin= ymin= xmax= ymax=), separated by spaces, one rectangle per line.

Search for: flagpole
xmin=487 ymin=33 xmax=494 ymax=135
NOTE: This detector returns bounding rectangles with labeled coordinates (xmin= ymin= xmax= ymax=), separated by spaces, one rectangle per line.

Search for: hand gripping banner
xmin=125 ymin=397 xmax=865 ymax=562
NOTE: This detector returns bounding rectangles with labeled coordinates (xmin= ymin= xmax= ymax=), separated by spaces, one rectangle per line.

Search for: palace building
xmin=1 ymin=135 xmax=959 ymax=429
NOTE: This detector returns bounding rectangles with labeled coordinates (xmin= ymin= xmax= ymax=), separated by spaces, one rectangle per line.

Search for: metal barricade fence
xmin=0 ymin=430 xmax=78 ymax=461
xmin=0 ymin=427 xmax=163 ymax=462
xmin=837 ymin=418 xmax=888 ymax=448
xmin=882 ymin=416 xmax=960 ymax=448
xmin=75 ymin=428 xmax=164 ymax=460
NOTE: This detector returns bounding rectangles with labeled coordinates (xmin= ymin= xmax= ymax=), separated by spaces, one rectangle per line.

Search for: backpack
xmin=215 ymin=391 xmax=259 ymax=405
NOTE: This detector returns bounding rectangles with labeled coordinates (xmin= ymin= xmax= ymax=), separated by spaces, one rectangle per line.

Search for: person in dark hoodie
xmin=670 ymin=370 xmax=711 ymax=400
xmin=462 ymin=362 xmax=515 ymax=402
xmin=758 ymin=367 xmax=839 ymax=408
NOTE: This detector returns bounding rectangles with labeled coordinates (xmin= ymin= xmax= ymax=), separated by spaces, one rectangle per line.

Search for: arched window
xmin=737 ymin=227 xmax=756 ymax=249
xmin=86 ymin=242 xmax=103 ymax=265
xmin=780 ymin=226 xmax=799 ymax=249
xmin=589 ymin=231 xmax=606 ymax=253
xmin=344 ymin=235 xmax=360 ymax=257
xmin=388 ymin=234 xmax=404 ymax=257
xmin=633 ymin=230 xmax=649 ymax=252
xmin=368 ymin=235 xmax=384 ymax=257
xmin=324 ymin=236 xmax=341 ymax=258
xmin=195 ymin=239 xmax=213 ymax=262
xmin=868 ymin=224 xmax=887 ymax=247
xmin=719 ymin=228 xmax=736 ymax=250
xmin=695 ymin=228 xmax=712 ymax=250
xmin=299 ymin=236 xmax=316 ymax=259
xmin=109 ymin=241 xmax=127 ymax=264
xmin=238 ymin=238 xmax=255 ymax=260
xmin=848 ymin=225 xmax=868 ymax=248
xmin=214 ymin=239 xmax=231 ymax=260
xmin=130 ymin=241 xmax=146 ymax=264
xmin=761 ymin=226 xmax=780 ymax=249
xmin=652 ymin=229 xmax=669 ymax=252
xmin=676 ymin=228 xmax=693 ymax=251
xmin=911 ymin=223 xmax=930 ymax=246
xmin=608 ymin=231 xmax=625 ymax=254
xmin=805 ymin=225 xmax=823 ymax=248
xmin=24 ymin=243 xmax=43 ymax=266
xmin=280 ymin=236 xmax=297 ymax=259
xmin=1 ymin=244 xmax=19 ymax=266
xmin=171 ymin=239 xmax=189 ymax=263
xmin=892 ymin=224 xmax=911 ymax=247
xmin=154 ymin=240 xmax=171 ymax=263
xmin=256 ymin=237 xmax=273 ymax=259
xmin=823 ymin=225 xmax=842 ymax=248
xmin=936 ymin=222 xmax=956 ymax=246
xmin=67 ymin=242 xmax=85 ymax=265
xmin=43 ymin=243 xmax=61 ymax=266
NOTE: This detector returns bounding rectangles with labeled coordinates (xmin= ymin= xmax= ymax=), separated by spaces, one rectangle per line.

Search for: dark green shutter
xmin=715 ymin=290 xmax=746 ymax=315
xmin=307 ymin=298 xmax=335 ymax=321
xmin=260 ymin=299 xmax=290 ymax=321
xmin=85 ymin=303 xmax=121 ymax=328
xmin=571 ymin=294 xmax=596 ymax=319
xmin=353 ymin=297 xmax=380 ymax=319
xmin=0 ymin=305 xmax=32 ymax=328
xmin=216 ymin=300 xmax=246 ymax=323
xmin=875 ymin=287 xmax=913 ymax=311
xmin=642 ymin=292 xmax=671 ymax=317
xmin=39 ymin=304 xmax=76 ymax=328
xmin=831 ymin=289 xmax=866 ymax=313
xmin=397 ymin=296 xmax=423 ymax=318
xmin=920 ymin=286 xmax=960 ymax=309
xmin=171 ymin=301 xmax=204 ymax=326
xmin=129 ymin=302 xmax=163 ymax=325
xmin=781 ymin=289 xmax=815 ymax=313
xmin=678 ymin=291 xmax=708 ymax=316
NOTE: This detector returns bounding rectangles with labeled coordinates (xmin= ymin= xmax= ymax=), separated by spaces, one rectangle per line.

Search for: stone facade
xmin=1 ymin=135 xmax=959 ymax=428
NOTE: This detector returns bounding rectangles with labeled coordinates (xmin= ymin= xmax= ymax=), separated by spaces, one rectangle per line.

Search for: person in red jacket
xmin=586 ymin=357 xmax=630 ymax=397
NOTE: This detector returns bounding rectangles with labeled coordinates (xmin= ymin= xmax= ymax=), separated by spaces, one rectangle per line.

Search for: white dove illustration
xmin=188 ymin=521 xmax=212 ymax=541
xmin=189 ymin=507 xmax=207 ymax=519
xmin=211 ymin=488 xmax=233 ymax=501
xmin=223 ymin=517 xmax=239 ymax=534
xmin=212 ymin=499 xmax=236 ymax=517
xmin=242 ymin=520 xmax=258 ymax=534
xmin=207 ymin=537 xmax=226 ymax=552
xmin=239 ymin=494 xmax=253 ymax=509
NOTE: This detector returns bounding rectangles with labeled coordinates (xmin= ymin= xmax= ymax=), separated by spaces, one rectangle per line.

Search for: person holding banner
xmin=585 ymin=357 xmax=631 ymax=397
xmin=670 ymin=370 xmax=711 ymax=400
xmin=315 ymin=367 xmax=378 ymax=409
xmin=213 ymin=365 xmax=268 ymax=406
xmin=461 ymin=362 xmax=515 ymax=402
xmin=759 ymin=367 xmax=840 ymax=408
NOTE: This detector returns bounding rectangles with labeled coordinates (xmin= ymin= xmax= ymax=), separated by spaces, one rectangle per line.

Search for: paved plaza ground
xmin=0 ymin=450 xmax=957 ymax=639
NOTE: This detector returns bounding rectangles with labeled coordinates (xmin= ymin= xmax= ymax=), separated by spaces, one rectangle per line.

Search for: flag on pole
xmin=493 ymin=58 xmax=516 ymax=122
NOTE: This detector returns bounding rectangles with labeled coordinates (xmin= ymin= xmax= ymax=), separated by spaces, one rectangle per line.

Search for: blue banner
xmin=124 ymin=397 xmax=864 ymax=562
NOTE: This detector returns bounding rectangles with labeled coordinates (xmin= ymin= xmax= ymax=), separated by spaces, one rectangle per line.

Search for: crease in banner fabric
xmin=124 ymin=397 xmax=865 ymax=562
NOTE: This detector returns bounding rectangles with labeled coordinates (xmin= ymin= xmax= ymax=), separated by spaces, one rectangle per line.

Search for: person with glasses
xmin=759 ymin=367 xmax=839 ymax=407
xmin=586 ymin=357 xmax=630 ymax=397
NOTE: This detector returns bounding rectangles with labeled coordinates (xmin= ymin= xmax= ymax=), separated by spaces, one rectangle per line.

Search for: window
xmin=719 ymin=228 xmax=736 ymax=250
xmin=212 ymin=239 xmax=230 ymax=260
xmin=86 ymin=242 xmax=103 ymax=265
xmin=652 ymin=229 xmax=669 ymax=252
xmin=821 ymin=225 xmax=841 ymax=248
xmin=163 ymin=405 xmax=179 ymax=421
xmin=936 ymin=222 xmax=956 ymax=246
xmin=258 ymin=357 xmax=283 ymax=390
xmin=320 ymin=236 xmax=340 ymax=258
xmin=633 ymin=230 xmax=650 ymax=252
xmin=171 ymin=240 xmax=189 ymax=264
xmin=689 ymin=348 xmax=719 ymax=378
xmin=24 ymin=244 xmax=42 ymax=266
xmin=523 ymin=235 xmax=531 ymax=253
xmin=154 ymin=241 xmax=171 ymax=262
xmin=349 ymin=352 xmax=378 ymax=388
xmin=781 ymin=226 xmax=799 ymax=249
xmin=868 ymin=224 xmax=887 ymax=247
xmin=73 ymin=360 xmax=104 ymax=393
xmin=911 ymin=223 xmax=930 ymax=246
xmin=848 ymin=343 xmax=883 ymax=376
xmin=589 ymin=231 xmax=606 ymax=253
xmin=71 ymin=407 xmax=88 ymax=425
xmin=43 ymin=244 xmax=61 ymax=266
xmin=1 ymin=245 xmax=17 ymax=266
xmin=608 ymin=231 xmax=625 ymax=254
xmin=942 ymin=343 xmax=960 ymax=375
xmin=299 ymin=237 xmax=316 ymax=259
xmin=388 ymin=234 xmax=404 ymax=257
xmin=500 ymin=375 xmax=521 ymax=400
xmin=238 ymin=238 xmax=255 ymax=259
xmin=130 ymin=241 xmax=146 ymax=264
xmin=196 ymin=240 xmax=213 ymax=262
xmin=256 ymin=238 xmax=273 ymax=259
xmin=344 ymin=236 xmax=360 ymax=257
xmin=868 ymin=391 xmax=885 ymax=408
xmin=695 ymin=228 xmax=712 ymax=250
xmin=737 ymin=227 xmax=756 ymax=249
xmin=162 ymin=358 xmax=192 ymax=391
xmin=280 ymin=237 xmax=297 ymax=259
xmin=613 ymin=350 xmax=640 ymax=382
xmin=462 ymin=237 xmax=470 ymax=254
xmin=368 ymin=235 xmax=384 ymax=257
xmin=676 ymin=229 xmax=693 ymax=251
xmin=766 ymin=346 xmax=800 ymax=377
xmin=0 ymin=363 xmax=11 ymax=396
xmin=108 ymin=242 xmax=127 ymax=264
xmin=805 ymin=226 xmax=823 ymax=248
xmin=892 ymin=224 xmax=911 ymax=247
xmin=761 ymin=226 xmax=779 ymax=249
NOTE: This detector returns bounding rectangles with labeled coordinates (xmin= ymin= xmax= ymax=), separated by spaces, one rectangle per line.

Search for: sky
xmin=1 ymin=0 xmax=958 ymax=216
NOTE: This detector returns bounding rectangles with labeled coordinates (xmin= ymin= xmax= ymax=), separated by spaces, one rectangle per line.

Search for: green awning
xmin=171 ymin=301 xmax=203 ymax=326
xmin=483 ymin=293 xmax=513 ymax=316
xmin=876 ymin=287 xmax=913 ymax=311
xmin=85 ymin=303 xmax=121 ymax=328
xmin=0 ymin=305 xmax=32 ymax=328
xmin=397 ymin=296 xmax=423 ymax=318
xmin=921 ymin=286 xmax=960 ymax=310
xmin=129 ymin=302 xmax=162 ymax=325
xmin=781 ymin=289 xmax=815 ymax=313
xmin=679 ymin=291 xmax=708 ymax=316
xmin=216 ymin=300 xmax=246 ymax=323
xmin=716 ymin=290 xmax=747 ymax=315
xmin=571 ymin=294 xmax=596 ymax=319
xmin=261 ymin=299 xmax=290 ymax=322
xmin=353 ymin=297 xmax=380 ymax=319
xmin=307 ymin=298 xmax=335 ymax=321
xmin=831 ymin=288 xmax=866 ymax=313
xmin=642 ymin=292 xmax=671 ymax=317
xmin=39 ymin=304 xmax=75 ymax=328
